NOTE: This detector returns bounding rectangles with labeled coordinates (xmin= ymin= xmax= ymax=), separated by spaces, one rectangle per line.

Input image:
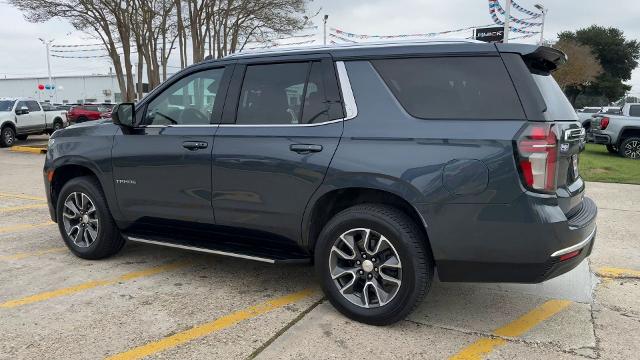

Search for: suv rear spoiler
xmin=496 ymin=44 xmax=567 ymax=72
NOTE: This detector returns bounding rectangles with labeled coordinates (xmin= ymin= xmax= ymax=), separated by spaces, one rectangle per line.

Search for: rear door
xmin=26 ymin=101 xmax=46 ymax=131
xmin=212 ymin=56 xmax=344 ymax=242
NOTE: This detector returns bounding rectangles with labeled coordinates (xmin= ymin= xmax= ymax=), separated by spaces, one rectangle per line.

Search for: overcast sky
xmin=1 ymin=0 xmax=640 ymax=95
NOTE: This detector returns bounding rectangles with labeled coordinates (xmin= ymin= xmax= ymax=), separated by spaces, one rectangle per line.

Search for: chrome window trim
xmin=140 ymin=61 xmax=358 ymax=129
xmin=550 ymin=226 xmax=596 ymax=257
xmin=336 ymin=61 xmax=358 ymax=120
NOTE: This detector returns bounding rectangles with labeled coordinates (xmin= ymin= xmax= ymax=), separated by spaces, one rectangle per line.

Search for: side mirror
xmin=112 ymin=103 xmax=135 ymax=127
xmin=16 ymin=106 xmax=29 ymax=115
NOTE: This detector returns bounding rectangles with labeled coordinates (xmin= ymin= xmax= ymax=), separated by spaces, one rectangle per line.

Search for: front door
xmin=212 ymin=58 xmax=344 ymax=243
xmin=15 ymin=100 xmax=44 ymax=133
xmin=112 ymin=65 xmax=230 ymax=233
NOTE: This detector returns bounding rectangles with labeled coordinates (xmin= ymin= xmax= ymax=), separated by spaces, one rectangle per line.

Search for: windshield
xmin=532 ymin=73 xmax=579 ymax=121
xmin=0 ymin=100 xmax=15 ymax=111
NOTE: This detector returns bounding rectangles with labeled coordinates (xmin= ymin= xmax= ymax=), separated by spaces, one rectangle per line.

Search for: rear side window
xmin=629 ymin=105 xmax=640 ymax=117
xmin=530 ymin=73 xmax=578 ymax=120
xmin=371 ymin=57 xmax=525 ymax=120
xmin=236 ymin=62 xmax=329 ymax=125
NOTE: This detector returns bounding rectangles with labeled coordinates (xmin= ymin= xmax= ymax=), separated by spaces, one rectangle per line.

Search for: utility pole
xmin=502 ymin=0 xmax=511 ymax=43
xmin=535 ymin=4 xmax=548 ymax=45
xmin=38 ymin=38 xmax=54 ymax=100
xmin=323 ymin=14 xmax=329 ymax=46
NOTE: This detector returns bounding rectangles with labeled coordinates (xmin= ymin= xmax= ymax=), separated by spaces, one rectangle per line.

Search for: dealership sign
xmin=475 ymin=26 xmax=504 ymax=43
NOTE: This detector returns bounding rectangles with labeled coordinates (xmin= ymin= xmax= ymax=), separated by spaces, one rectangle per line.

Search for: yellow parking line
xmin=9 ymin=145 xmax=47 ymax=154
xmin=597 ymin=267 xmax=640 ymax=278
xmin=0 ymin=192 xmax=47 ymax=202
xmin=0 ymin=260 xmax=189 ymax=308
xmin=0 ymin=247 xmax=67 ymax=261
xmin=106 ymin=288 xmax=315 ymax=360
xmin=0 ymin=221 xmax=55 ymax=235
xmin=0 ymin=203 xmax=48 ymax=213
xmin=449 ymin=299 xmax=572 ymax=360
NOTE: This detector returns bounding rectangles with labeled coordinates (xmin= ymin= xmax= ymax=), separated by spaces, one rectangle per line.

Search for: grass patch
xmin=579 ymin=144 xmax=640 ymax=184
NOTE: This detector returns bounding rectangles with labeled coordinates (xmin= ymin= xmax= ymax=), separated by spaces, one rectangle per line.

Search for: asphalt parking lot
xmin=1 ymin=135 xmax=639 ymax=360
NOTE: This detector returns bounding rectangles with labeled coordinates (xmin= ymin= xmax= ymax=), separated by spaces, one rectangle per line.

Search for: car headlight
xmin=48 ymin=138 xmax=55 ymax=148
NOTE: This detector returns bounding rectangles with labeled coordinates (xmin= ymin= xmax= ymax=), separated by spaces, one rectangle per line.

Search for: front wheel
xmin=315 ymin=204 xmax=433 ymax=325
xmin=606 ymin=144 xmax=618 ymax=154
xmin=619 ymin=137 xmax=640 ymax=159
xmin=56 ymin=176 xmax=125 ymax=259
xmin=0 ymin=126 xmax=16 ymax=147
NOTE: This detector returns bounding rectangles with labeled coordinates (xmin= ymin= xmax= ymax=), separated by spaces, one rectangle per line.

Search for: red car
xmin=67 ymin=104 xmax=113 ymax=123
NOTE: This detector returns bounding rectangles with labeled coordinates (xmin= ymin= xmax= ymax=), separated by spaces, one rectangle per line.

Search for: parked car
xmin=67 ymin=104 xmax=112 ymax=123
xmin=588 ymin=103 xmax=640 ymax=158
xmin=44 ymin=41 xmax=596 ymax=325
xmin=576 ymin=107 xmax=601 ymax=128
xmin=0 ymin=97 xmax=68 ymax=147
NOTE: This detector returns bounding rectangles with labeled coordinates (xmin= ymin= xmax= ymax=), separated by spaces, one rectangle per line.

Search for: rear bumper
xmin=420 ymin=195 xmax=598 ymax=283
xmin=587 ymin=131 xmax=611 ymax=144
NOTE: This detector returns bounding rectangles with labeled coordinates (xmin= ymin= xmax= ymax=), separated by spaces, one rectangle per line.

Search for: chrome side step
xmin=125 ymin=236 xmax=276 ymax=264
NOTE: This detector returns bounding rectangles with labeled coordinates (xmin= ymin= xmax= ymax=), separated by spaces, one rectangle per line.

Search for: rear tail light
xmin=515 ymin=123 xmax=558 ymax=193
xmin=600 ymin=117 xmax=610 ymax=130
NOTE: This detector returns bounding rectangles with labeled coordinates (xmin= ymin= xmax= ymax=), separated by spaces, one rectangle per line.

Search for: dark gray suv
xmin=44 ymin=40 xmax=597 ymax=325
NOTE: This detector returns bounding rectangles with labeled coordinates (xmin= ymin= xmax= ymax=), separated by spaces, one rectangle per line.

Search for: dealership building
xmin=0 ymin=73 xmax=123 ymax=104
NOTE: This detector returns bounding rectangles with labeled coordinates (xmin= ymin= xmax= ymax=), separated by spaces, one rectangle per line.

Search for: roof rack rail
xmin=222 ymin=38 xmax=482 ymax=59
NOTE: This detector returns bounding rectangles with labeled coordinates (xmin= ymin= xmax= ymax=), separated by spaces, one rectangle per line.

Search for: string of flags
xmin=488 ymin=0 xmax=542 ymax=28
xmin=511 ymin=0 xmax=543 ymax=18
xmin=330 ymin=23 xmax=495 ymax=40
xmin=488 ymin=0 xmax=541 ymax=34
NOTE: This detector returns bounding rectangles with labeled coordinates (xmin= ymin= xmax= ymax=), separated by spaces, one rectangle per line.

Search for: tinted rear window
xmin=371 ymin=57 xmax=525 ymax=120
xmin=531 ymin=73 xmax=578 ymax=121
xmin=629 ymin=105 xmax=640 ymax=117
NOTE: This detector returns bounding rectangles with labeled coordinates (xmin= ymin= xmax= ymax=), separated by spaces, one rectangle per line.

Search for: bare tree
xmin=9 ymin=0 xmax=137 ymax=101
xmin=553 ymin=40 xmax=603 ymax=90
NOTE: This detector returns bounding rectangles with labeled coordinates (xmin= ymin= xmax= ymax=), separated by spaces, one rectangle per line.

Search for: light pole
xmin=502 ymin=0 xmax=511 ymax=43
xmin=535 ymin=4 xmax=548 ymax=45
xmin=323 ymin=14 xmax=329 ymax=46
xmin=38 ymin=38 xmax=54 ymax=100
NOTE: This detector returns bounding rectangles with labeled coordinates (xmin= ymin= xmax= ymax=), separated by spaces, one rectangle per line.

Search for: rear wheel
xmin=619 ymin=137 xmax=640 ymax=159
xmin=0 ymin=126 xmax=16 ymax=147
xmin=315 ymin=204 xmax=432 ymax=325
xmin=53 ymin=120 xmax=63 ymax=131
xmin=77 ymin=116 xmax=88 ymax=123
xmin=56 ymin=176 xmax=125 ymax=259
xmin=606 ymin=144 xmax=618 ymax=154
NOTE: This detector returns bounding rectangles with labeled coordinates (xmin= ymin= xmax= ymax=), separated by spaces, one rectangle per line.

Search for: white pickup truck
xmin=0 ymin=98 xmax=68 ymax=147
xmin=588 ymin=103 xmax=640 ymax=159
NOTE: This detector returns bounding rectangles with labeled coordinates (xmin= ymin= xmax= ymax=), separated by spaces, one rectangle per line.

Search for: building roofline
xmin=0 ymin=73 xmax=119 ymax=81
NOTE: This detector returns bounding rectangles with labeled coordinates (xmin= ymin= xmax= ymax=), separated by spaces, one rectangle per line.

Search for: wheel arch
xmin=618 ymin=126 xmax=640 ymax=144
xmin=302 ymin=186 xmax=432 ymax=259
xmin=48 ymin=157 xmax=118 ymax=221
xmin=1 ymin=120 xmax=16 ymax=132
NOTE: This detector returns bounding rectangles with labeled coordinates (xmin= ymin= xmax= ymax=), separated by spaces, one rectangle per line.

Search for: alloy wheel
xmin=329 ymin=228 xmax=402 ymax=308
xmin=62 ymin=192 xmax=100 ymax=247
xmin=624 ymin=140 xmax=640 ymax=159
xmin=3 ymin=128 xmax=14 ymax=146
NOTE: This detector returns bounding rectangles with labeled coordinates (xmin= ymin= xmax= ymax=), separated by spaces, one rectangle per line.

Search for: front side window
xmin=372 ymin=57 xmax=525 ymax=120
xmin=26 ymin=101 xmax=41 ymax=111
xmin=236 ymin=62 xmax=328 ymax=125
xmin=145 ymin=68 xmax=224 ymax=125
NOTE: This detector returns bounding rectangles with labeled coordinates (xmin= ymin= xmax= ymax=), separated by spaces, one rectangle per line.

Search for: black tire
xmin=53 ymin=120 xmax=63 ymax=131
xmin=77 ymin=116 xmax=88 ymax=123
xmin=315 ymin=204 xmax=433 ymax=325
xmin=0 ymin=126 xmax=16 ymax=147
xmin=606 ymin=145 xmax=618 ymax=154
xmin=619 ymin=137 xmax=640 ymax=159
xmin=56 ymin=176 xmax=126 ymax=259
xmin=16 ymin=135 xmax=28 ymax=141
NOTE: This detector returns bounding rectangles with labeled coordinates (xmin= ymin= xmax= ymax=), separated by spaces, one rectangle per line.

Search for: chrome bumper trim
xmin=551 ymin=227 xmax=596 ymax=257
